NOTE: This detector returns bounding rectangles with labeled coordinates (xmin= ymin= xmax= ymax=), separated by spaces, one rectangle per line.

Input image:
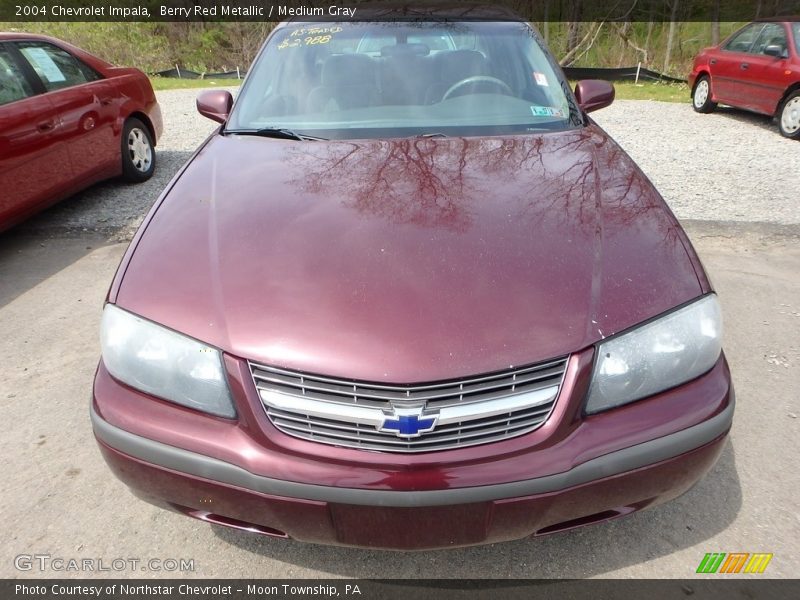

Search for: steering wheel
xmin=442 ymin=76 xmax=513 ymax=101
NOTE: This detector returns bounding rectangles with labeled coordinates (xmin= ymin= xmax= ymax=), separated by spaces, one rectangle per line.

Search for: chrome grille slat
xmin=251 ymin=369 xmax=562 ymax=406
xmin=270 ymin=418 xmax=548 ymax=447
xmin=425 ymin=379 xmax=559 ymax=409
xmin=272 ymin=387 xmax=388 ymax=409
xmin=250 ymin=358 xmax=566 ymax=394
xmin=269 ymin=405 xmax=552 ymax=439
xmin=251 ymin=370 xmax=561 ymax=404
xmin=274 ymin=417 xmax=542 ymax=447
xmin=260 ymin=379 xmax=559 ymax=411
xmin=275 ymin=422 xmax=543 ymax=452
xmin=250 ymin=357 xmax=567 ymax=453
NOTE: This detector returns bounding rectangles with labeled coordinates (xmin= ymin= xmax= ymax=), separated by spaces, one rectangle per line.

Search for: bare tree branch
xmin=560 ymin=22 xmax=605 ymax=67
xmin=612 ymin=22 xmax=649 ymax=64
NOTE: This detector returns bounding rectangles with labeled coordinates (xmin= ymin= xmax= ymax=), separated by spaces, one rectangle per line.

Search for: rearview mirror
xmin=197 ymin=90 xmax=233 ymax=124
xmin=574 ymin=80 xmax=615 ymax=113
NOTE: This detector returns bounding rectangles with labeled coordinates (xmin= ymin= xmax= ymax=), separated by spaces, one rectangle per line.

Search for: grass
xmin=569 ymin=80 xmax=690 ymax=103
xmin=149 ymin=77 xmax=242 ymax=91
xmin=606 ymin=81 xmax=690 ymax=103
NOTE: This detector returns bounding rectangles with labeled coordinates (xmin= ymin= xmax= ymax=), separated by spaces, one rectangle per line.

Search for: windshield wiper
xmin=226 ymin=127 xmax=327 ymax=141
xmin=415 ymin=132 xmax=448 ymax=138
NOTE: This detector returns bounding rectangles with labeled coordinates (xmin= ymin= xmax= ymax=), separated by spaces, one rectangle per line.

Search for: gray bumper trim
xmin=91 ymin=401 xmax=733 ymax=508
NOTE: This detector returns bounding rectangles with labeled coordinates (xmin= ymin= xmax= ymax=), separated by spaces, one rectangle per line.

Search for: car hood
xmin=116 ymin=126 xmax=702 ymax=382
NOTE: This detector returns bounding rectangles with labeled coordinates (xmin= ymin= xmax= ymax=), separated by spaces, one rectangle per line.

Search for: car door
xmin=713 ymin=23 xmax=764 ymax=106
xmin=0 ymin=43 xmax=72 ymax=228
xmin=15 ymin=40 xmax=118 ymax=184
xmin=736 ymin=22 xmax=793 ymax=115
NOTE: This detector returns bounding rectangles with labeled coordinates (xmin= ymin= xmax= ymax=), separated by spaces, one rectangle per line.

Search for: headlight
xmin=585 ymin=295 xmax=722 ymax=414
xmin=100 ymin=304 xmax=235 ymax=418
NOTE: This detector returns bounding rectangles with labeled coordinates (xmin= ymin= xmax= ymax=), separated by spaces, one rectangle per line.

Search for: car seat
xmin=306 ymin=54 xmax=380 ymax=112
xmin=379 ymin=43 xmax=432 ymax=106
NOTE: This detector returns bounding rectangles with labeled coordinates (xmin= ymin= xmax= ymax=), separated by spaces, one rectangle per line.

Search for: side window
xmin=723 ymin=24 xmax=763 ymax=53
xmin=752 ymin=23 xmax=788 ymax=55
xmin=0 ymin=46 xmax=35 ymax=106
xmin=795 ymin=23 xmax=800 ymax=54
xmin=16 ymin=42 xmax=99 ymax=92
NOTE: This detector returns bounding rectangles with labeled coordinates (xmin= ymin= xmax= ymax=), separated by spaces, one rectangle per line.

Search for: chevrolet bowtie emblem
xmin=378 ymin=407 xmax=438 ymax=439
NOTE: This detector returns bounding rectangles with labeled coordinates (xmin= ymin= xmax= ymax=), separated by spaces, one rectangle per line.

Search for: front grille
xmin=249 ymin=357 xmax=568 ymax=453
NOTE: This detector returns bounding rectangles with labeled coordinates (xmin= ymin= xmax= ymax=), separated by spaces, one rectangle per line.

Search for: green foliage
xmin=539 ymin=21 xmax=746 ymax=76
xmin=609 ymin=81 xmax=690 ymax=102
xmin=2 ymin=22 xmax=172 ymax=72
xmin=0 ymin=22 xmax=275 ymax=73
xmin=148 ymin=77 xmax=242 ymax=91
xmin=567 ymin=79 xmax=690 ymax=103
xmin=0 ymin=20 xmax=745 ymax=77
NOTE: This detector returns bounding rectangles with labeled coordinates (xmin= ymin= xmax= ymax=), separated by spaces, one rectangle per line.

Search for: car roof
xmin=0 ymin=32 xmax=67 ymax=42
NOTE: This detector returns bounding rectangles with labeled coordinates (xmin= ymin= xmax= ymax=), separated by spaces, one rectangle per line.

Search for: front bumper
xmin=91 ymin=351 xmax=733 ymax=550
xmin=688 ymin=71 xmax=698 ymax=90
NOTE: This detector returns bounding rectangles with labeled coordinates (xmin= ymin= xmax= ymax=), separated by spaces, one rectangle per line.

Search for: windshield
xmin=228 ymin=21 xmax=578 ymax=139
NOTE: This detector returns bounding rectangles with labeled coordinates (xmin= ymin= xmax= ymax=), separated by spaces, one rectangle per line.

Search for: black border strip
xmin=1 ymin=1 xmax=800 ymax=23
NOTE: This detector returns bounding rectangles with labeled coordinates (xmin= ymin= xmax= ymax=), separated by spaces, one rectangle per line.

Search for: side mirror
xmin=764 ymin=45 xmax=790 ymax=59
xmin=197 ymin=90 xmax=233 ymax=124
xmin=574 ymin=79 xmax=615 ymax=113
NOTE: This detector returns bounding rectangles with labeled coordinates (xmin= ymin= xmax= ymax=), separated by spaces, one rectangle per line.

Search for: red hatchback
xmin=93 ymin=14 xmax=733 ymax=550
xmin=0 ymin=33 xmax=162 ymax=232
xmin=689 ymin=18 xmax=800 ymax=138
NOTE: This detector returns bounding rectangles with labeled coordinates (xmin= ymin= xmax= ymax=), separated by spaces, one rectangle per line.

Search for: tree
xmin=566 ymin=0 xmax=583 ymax=55
xmin=663 ymin=0 xmax=680 ymax=74
xmin=711 ymin=0 xmax=721 ymax=45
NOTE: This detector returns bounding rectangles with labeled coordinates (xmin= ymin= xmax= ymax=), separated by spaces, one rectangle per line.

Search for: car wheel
xmin=778 ymin=90 xmax=800 ymax=139
xmin=692 ymin=76 xmax=717 ymax=114
xmin=121 ymin=118 xmax=155 ymax=182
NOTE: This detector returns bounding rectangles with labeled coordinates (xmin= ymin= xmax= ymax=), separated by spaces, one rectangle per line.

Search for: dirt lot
xmin=1 ymin=91 xmax=798 ymax=578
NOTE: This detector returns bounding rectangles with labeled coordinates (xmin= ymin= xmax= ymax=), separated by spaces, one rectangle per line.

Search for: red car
xmin=92 ymin=13 xmax=733 ymax=550
xmin=689 ymin=18 xmax=800 ymax=138
xmin=0 ymin=33 xmax=162 ymax=232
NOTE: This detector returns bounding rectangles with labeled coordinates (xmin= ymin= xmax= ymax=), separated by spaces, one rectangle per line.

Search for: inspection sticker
xmin=530 ymin=106 xmax=563 ymax=117
xmin=533 ymin=71 xmax=549 ymax=86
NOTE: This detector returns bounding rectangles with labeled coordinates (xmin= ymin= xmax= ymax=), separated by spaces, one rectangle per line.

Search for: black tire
xmin=777 ymin=90 xmax=800 ymax=140
xmin=692 ymin=75 xmax=717 ymax=114
xmin=121 ymin=117 xmax=156 ymax=182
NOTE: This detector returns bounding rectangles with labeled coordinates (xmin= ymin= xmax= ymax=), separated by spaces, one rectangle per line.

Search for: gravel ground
xmin=15 ymin=90 xmax=800 ymax=240
xmin=591 ymin=100 xmax=800 ymax=226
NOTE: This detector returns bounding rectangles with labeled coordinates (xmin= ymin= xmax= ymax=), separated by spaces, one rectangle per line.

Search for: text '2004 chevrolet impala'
xmin=92 ymin=11 xmax=734 ymax=550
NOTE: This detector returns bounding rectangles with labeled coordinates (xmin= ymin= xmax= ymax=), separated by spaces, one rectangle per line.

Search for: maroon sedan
xmin=0 ymin=33 xmax=162 ymax=232
xmin=689 ymin=18 xmax=800 ymax=138
xmin=93 ymin=15 xmax=733 ymax=550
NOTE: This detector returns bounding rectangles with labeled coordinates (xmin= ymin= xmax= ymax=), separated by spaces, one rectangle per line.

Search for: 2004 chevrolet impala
xmin=92 ymin=13 xmax=734 ymax=550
